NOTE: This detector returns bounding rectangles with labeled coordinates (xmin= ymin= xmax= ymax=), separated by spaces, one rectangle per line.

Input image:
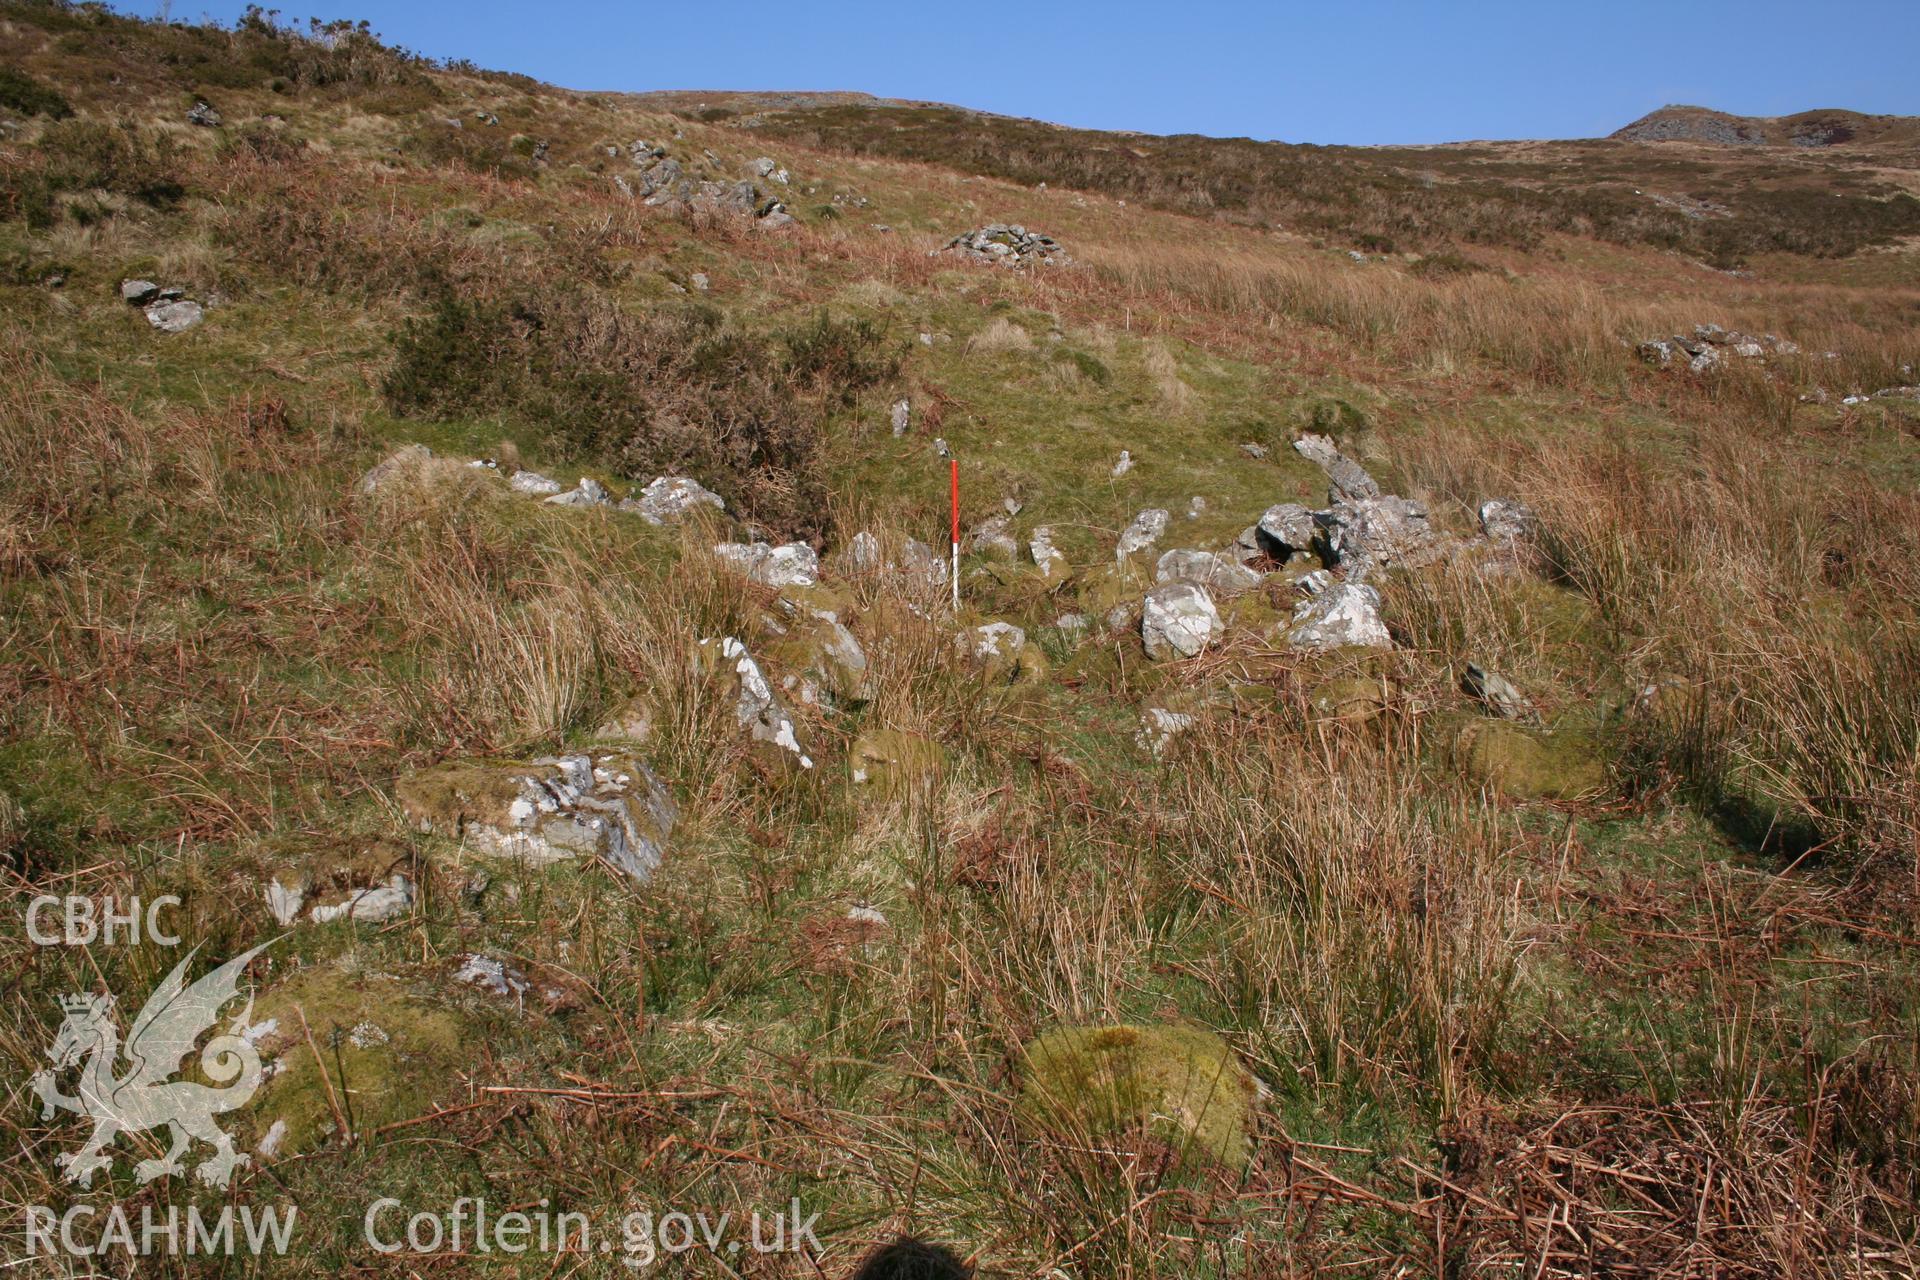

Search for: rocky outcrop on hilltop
xmin=1611 ymin=105 xmax=1914 ymax=148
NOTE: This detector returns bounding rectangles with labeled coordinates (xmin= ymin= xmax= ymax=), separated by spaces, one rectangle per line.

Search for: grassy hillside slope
xmin=1 ymin=5 xmax=1917 ymax=1276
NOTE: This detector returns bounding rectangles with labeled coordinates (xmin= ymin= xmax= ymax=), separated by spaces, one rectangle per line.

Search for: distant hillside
xmin=740 ymin=100 xmax=1920 ymax=265
xmin=1612 ymin=104 xmax=1920 ymax=148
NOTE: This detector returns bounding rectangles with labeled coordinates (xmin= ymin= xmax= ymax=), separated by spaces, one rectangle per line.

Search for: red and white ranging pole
xmin=949 ymin=458 xmax=961 ymax=613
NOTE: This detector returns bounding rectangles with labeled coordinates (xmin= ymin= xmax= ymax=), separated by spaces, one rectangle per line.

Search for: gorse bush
xmin=0 ymin=118 xmax=184 ymax=227
xmin=0 ymin=65 xmax=73 ymax=118
xmin=383 ymin=290 xmax=897 ymax=538
xmin=10 ymin=2 xmax=437 ymax=99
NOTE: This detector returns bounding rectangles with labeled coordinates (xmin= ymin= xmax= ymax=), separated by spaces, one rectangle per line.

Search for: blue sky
xmin=148 ymin=1 xmax=1919 ymax=145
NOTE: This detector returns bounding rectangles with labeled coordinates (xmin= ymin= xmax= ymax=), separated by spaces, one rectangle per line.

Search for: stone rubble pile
xmin=618 ymin=140 xmax=794 ymax=230
xmin=941 ymin=225 xmax=1071 ymax=268
xmin=1638 ymin=323 xmax=1799 ymax=373
xmin=119 ymin=278 xmax=204 ymax=332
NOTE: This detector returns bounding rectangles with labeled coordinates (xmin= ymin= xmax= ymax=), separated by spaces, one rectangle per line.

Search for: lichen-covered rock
xmin=396 ymin=752 xmax=676 ymax=883
xmin=307 ymin=875 xmax=414 ymax=925
xmin=1478 ymin=499 xmax=1536 ymax=545
xmin=769 ymin=611 xmax=870 ymax=705
xmin=836 ymin=530 xmax=883 ymax=574
xmin=1288 ymin=581 xmax=1392 ymax=651
xmin=452 ymin=953 xmax=529 ymax=1000
xmin=1255 ymin=502 xmax=1317 ymax=560
xmin=1137 ymin=706 xmax=1196 ymax=757
xmin=1292 ymin=433 xmax=1381 ymax=503
xmin=943 ymin=224 xmax=1070 ymax=268
xmin=621 ymin=475 xmax=724 ymax=524
xmin=1154 ymin=548 xmax=1262 ymax=597
xmin=713 ymin=541 xmax=819 ymax=588
xmin=258 ymin=835 xmax=417 ymax=927
xmin=1313 ymin=496 xmax=1443 ymax=579
xmin=899 ymin=538 xmax=948 ymax=587
xmin=967 ymin=514 xmax=1019 ymax=561
xmin=956 ymin=620 xmax=1028 ymax=682
xmin=144 ymin=300 xmax=203 ymax=332
xmin=1020 ymin=1024 xmax=1259 ymax=1169
xmin=702 ymin=636 xmax=814 ymax=769
xmin=508 ymin=469 xmax=562 ymax=496
xmin=1142 ymin=581 xmax=1222 ymax=660
xmin=1454 ymin=719 xmax=1607 ymax=800
xmin=1030 ymin=526 xmax=1067 ymax=578
xmin=1463 ymin=662 xmax=1532 ymax=720
xmin=848 ymin=727 xmax=946 ymax=792
xmin=545 ymin=477 xmax=612 ymax=508
xmin=1115 ymin=508 xmax=1171 ymax=560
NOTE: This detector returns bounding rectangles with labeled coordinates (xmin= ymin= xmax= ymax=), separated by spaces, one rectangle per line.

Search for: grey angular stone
xmin=1478 ymin=499 xmax=1536 ymax=545
xmin=712 ymin=541 xmax=819 ymax=588
xmin=837 ymin=530 xmax=883 ymax=574
xmin=900 ymin=538 xmax=947 ymax=586
xmin=144 ymin=300 xmax=203 ymax=333
xmin=545 ymin=477 xmax=612 ymax=507
xmin=307 ymin=874 xmax=414 ymax=925
xmin=1141 ymin=581 xmax=1221 ymax=660
xmin=968 ymin=514 xmax=1019 ymax=561
xmin=1288 ymin=582 xmax=1391 ymax=651
xmin=397 ymin=752 xmax=677 ymax=884
xmin=621 ymin=475 xmax=724 ymax=525
xmin=1314 ymin=496 xmax=1441 ymax=580
xmin=1255 ymin=503 xmax=1317 ymax=560
xmin=1292 ymin=433 xmax=1381 ymax=503
xmin=705 ymin=637 xmax=812 ymax=769
xmin=1137 ymin=706 xmax=1196 ymax=758
xmin=1463 ymin=662 xmax=1532 ymax=719
xmin=1115 ymin=508 xmax=1171 ymax=560
xmin=1030 ymin=527 xmax=1067 ymax=578
xmin=1155 ymin=548 xmax=1261 ymax=597
xmin=509 ymin=470 xmax=563 ymax=496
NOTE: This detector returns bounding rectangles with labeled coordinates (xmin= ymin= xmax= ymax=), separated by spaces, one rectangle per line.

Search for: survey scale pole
xmin=949 ymin=458 xmax=961 ymax=613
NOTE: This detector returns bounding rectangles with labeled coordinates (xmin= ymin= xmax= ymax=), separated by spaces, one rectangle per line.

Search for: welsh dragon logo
xmin=30 ymin=942 xmax=271 ymax=1188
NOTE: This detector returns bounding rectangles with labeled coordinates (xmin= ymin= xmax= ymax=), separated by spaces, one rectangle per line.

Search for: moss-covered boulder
xmin=1454 ymin=719 xmax=1607 ymax=800
xmin=767 ymin=611 xmax=871 ymax=705
xmin=1308 ymin=675 xmax=1390 ymax=727
xmin=956 ymin=620 xmax=1029 ymax=684
xmin=1019 ymin=1024 xmax=1259 ymax=1168
xmin=243 ymin=968 xmax=477 ymax=1158
xmin=848 ymin=727 xmax=947 ymax=793
xmin=252 ymin=833 xmax=417 ymax=927
xmin=697 ymin=636 xmax=815 ymax=771
xmin=395 ymin=751 xmax=676 ymax=882
xmin=1077 ymin=559 xmax=1151 ymax=623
